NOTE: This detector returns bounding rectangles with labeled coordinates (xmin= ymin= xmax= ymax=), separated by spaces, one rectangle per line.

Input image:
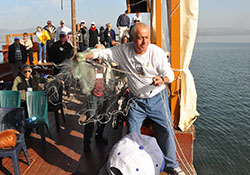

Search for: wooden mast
xmin=170 ymin=0 xmax=181 ymax=128
xmin=71 ymin=0 xmax=77 ymax=54
xmin=154 ymin=0 xmax=162 ymax=47
xmin=151 ymin=0 xmax=162 ymax=47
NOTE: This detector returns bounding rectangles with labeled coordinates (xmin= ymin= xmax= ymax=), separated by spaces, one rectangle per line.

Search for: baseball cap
xmin=106 ymin=132 xmax=165 ymax=175
xmin=60 ymin=20 xmax=65 ymax=24
xmin=91 ymin=22 xmax=96 ymax=25
xmin=59 ymin=31 xmax=66 ymax=37
xmin=81 ymin=20 xmax=86 ymax=24
xmin=134 ymin=17 xmax=140 ymax=22
xmin=14 ymin=37 xmax=20 ymax=40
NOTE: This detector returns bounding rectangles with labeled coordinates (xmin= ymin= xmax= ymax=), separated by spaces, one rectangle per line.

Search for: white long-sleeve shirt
xmin=56 ymin=26 xmax=72 ymax=41
xmin=94 ymin=43 xmax=174 ymax=98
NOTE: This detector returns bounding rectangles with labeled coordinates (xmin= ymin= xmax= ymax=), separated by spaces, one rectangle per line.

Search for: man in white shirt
xmin=81 ymin=23 xmax=185 ymax=175
xmin=131 ymin=12 xmax=142 ymax=26
xmin=56 ymin=20 xmax=72 ymax=41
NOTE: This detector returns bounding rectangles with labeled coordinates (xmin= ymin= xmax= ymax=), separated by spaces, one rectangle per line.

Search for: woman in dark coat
xmin=89 ymin=22 xmax=99 ymax=47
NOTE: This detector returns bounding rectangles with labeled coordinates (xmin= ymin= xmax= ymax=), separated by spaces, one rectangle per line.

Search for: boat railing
xmin=1 ymin=33 xmax=39 ymax=63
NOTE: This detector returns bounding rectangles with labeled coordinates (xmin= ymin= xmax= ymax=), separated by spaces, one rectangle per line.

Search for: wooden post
xmin=71 ymin=0 xmax=77 ymax=54
xmin=155 ymin=0 xmax=162 ymax=47
xmin=170 ymin=0 xmax=181 ymax=128
xmin=150 ymin=0 xmax=162 ymax=46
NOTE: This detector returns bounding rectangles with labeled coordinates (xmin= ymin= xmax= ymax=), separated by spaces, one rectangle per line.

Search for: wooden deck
xmin=0 ymin=88 xmax=195 ymax=175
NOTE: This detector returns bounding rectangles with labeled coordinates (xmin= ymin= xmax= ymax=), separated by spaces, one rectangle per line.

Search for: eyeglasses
xmin=23 ymin=70 xmax=31 ymax=73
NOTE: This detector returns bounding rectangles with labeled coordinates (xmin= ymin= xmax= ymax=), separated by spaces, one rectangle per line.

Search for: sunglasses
xmin=23 ymin=70 xmax=31 ymax=73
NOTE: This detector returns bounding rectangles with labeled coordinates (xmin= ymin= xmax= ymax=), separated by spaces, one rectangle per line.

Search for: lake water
xmin=191 ymin=42 xmax=250 ymax=174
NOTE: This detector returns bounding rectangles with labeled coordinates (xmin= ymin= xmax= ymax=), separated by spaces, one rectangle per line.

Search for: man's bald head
xmin=130 ymin=23 xmax=150 ymax=55
xmin=130 ymin=23 xmax=149 ymax=41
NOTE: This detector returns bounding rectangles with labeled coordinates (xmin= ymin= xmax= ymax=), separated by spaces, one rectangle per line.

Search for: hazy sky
xmin=0 ymin=0 xmax=250 ymax=30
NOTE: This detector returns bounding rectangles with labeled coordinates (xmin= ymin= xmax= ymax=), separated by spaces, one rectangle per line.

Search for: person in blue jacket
xmin=104 ymin=23 xmax=116 ymax=48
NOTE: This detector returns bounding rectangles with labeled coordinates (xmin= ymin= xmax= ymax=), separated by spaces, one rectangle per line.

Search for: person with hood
xmin=89 ymin=22 xmax=99 ymax=48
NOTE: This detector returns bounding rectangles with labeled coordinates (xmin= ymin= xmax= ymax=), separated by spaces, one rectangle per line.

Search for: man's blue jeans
xmin=128 ymin=89 xmax=179 ymax=169
xmin=38 ymin=42 xmax=46 ymax=61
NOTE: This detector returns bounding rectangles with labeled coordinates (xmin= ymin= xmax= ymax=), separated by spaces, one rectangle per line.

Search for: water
xmin=191 ymin=42 xmax=250 ymax=174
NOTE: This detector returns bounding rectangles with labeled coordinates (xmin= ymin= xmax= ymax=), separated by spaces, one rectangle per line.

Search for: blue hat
xmin=14 ymin=37 xmax=20 ymax=40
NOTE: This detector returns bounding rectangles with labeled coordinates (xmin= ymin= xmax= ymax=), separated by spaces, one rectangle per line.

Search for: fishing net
xmin=44 ymin=47 xmax=131 ymax=127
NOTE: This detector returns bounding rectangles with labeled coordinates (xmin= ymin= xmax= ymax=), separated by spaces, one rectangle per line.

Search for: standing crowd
xmin=8 ymin=10 xmax=142 ymax=77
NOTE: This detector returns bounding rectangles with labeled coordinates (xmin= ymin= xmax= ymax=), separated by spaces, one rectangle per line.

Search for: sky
xmin=0 ymin=0 xmax=250 ymax=41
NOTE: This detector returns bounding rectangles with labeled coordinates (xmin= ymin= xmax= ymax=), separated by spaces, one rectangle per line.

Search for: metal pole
xmin=71 ymin=0 xmax=77 ymax=54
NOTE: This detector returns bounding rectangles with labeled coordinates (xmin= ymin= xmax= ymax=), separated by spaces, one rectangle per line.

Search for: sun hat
xmin=134 ymin=17 xmax=141 ymax=22
xmin=60 ymin=20 xmax=65 ymax=24
xmin=106 ymin=132 xmax=165 ymax=175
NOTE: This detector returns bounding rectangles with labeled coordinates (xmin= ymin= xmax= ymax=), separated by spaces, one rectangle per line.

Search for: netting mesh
xmin=44 ymin=48 xmax=130 ymax=127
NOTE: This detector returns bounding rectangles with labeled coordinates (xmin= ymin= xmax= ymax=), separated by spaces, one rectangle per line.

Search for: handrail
xmin=5 ymin=33 xmax=35 ymax=46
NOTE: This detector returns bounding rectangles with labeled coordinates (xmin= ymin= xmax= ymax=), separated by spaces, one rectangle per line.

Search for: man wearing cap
xmin=8 ymin=37 xmax=27 ymax=77
xmin=43 ymin=20 xmax=57 ymax=50
xmin=80 ymin=20 xmax=89 ymax=50
xmin=131 ymin=12 xmax=142 ymax=26
xmin=116 ymin=10 xmax=130 ymax=42
xmin=83 ymin=23 xmax=185 ymax=175
xmin=49 ymin=31 xmax=73 ymax=75
xmin=55 ymin=20 xmax=72 ymax=41
xmin=89 ymin=22 xmax=98 ymax=48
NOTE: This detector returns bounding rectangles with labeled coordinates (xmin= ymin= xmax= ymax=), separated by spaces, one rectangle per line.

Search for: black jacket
xmin=48 ymin=41 xmax=73 ymax=64
xmin=8 ymin=43 xmax=27 ymax=63
xmin=89 ymin=28 xmax=98 ymax=48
